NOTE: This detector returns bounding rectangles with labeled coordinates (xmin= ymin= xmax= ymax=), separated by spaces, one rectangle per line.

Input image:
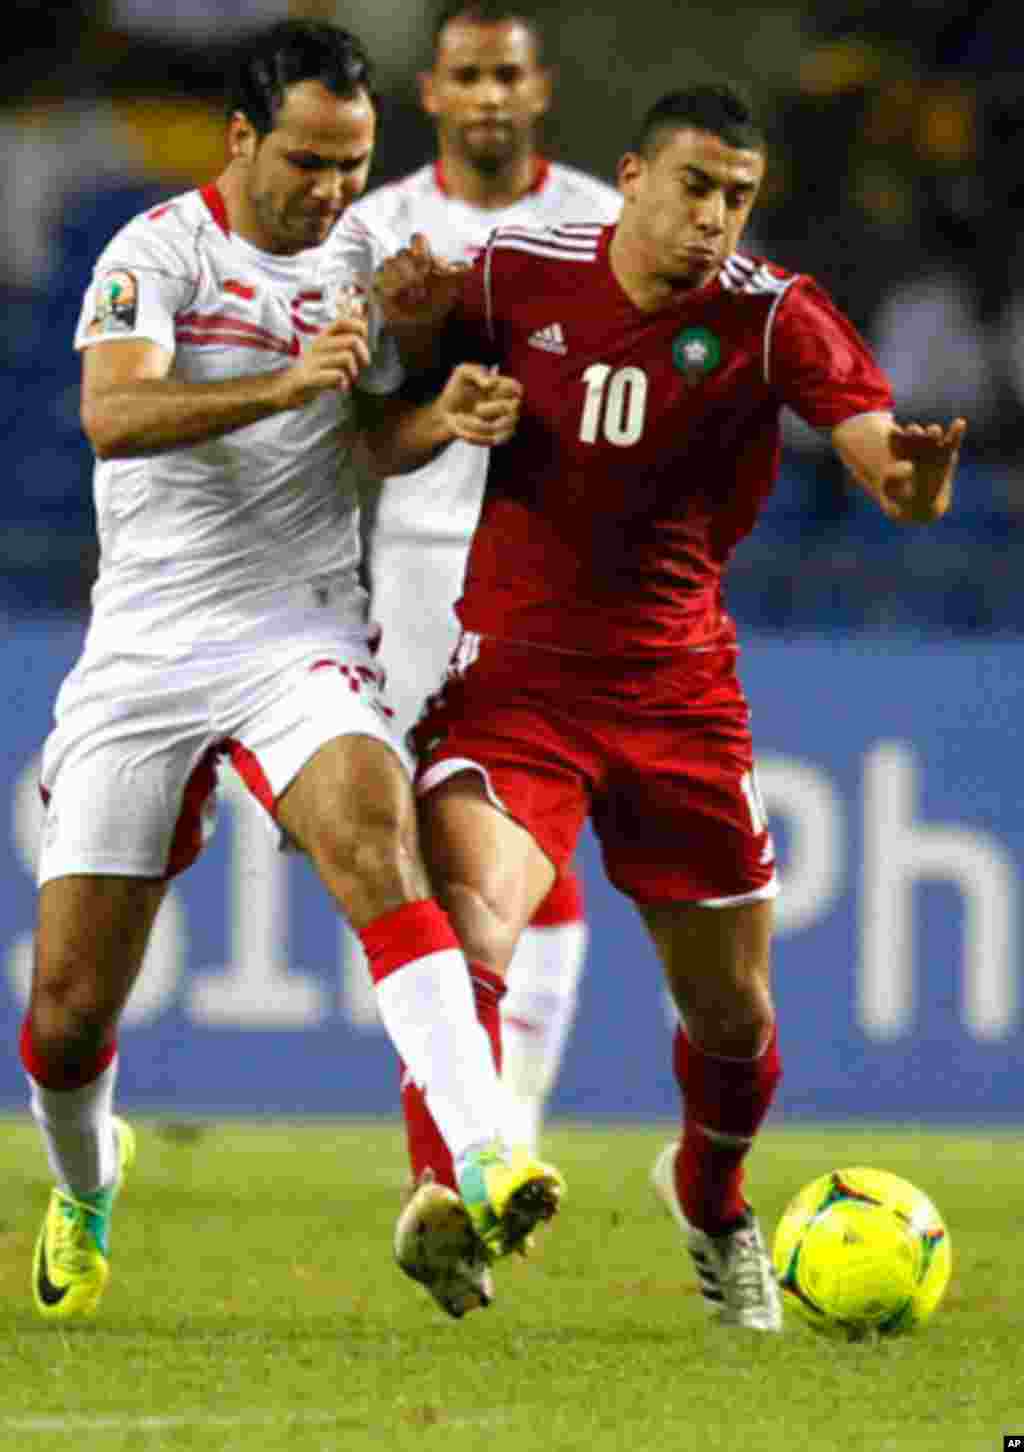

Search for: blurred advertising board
xmin=2 ymin=620 xmax=1021 ymax=1120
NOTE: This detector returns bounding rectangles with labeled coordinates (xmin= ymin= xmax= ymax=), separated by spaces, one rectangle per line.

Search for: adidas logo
xmin=528 ymin=322 xmax=567 ymax=355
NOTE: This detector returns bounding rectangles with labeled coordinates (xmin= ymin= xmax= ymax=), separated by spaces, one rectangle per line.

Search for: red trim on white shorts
xmin=164 ymin=747 xmax=219 ymax=878
xmin=226 ymin=739 xmax=276 ymax=816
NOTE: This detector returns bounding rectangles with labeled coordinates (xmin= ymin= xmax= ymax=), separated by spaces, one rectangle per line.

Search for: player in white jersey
xmin=325 ymin=2 xmax=622 ymax=1173
xmin=23 ymin=20 xmax=562 ymax=1328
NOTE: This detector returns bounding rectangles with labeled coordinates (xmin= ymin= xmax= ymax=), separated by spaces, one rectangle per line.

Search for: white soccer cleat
xmin=651 ymin=1141 xmax=782 ymax=1332
xmin=394 ymin=1171 xmax=495 ymax=1319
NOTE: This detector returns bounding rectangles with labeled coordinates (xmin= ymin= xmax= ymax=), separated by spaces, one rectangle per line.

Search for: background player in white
xmin=330 ymin=1 xmax=622 ymax=1156
xmin=23 ymin=19 xmax=560 ymax=1327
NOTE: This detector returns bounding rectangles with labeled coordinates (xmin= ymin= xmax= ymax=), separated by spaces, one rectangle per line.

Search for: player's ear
xmin=531 ymin=64 xmax=554 ymax=120
xmin=617 ymin=151 xmax=644 ymax=199
xmin=228 ymin=111 xmax=258 ymax=163
xmin=418 ymin=70 xmax=440 ymax=118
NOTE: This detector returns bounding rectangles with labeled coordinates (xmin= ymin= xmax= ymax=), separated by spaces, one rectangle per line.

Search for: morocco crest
xmin=672 ymin=326 xmax=722 ymax=385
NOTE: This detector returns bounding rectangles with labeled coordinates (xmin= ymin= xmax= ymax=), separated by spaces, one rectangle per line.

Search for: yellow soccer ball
xmin=773 ymin=1167 xmax=952 ymax=1339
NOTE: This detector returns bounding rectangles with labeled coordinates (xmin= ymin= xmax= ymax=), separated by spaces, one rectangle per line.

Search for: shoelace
xmin=723 ymin=1230 xmax=772 ymax=1307
xmin=51 ymin=1197 xmax=100 ymax=1277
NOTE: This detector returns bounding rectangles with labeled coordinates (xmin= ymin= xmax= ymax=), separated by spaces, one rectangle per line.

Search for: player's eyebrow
xmin=680 ymin=164 xmax=720 ymax=188
xmin=286 ymin=149 xmax=372 ymax=173
xmin=682 ymin=163 xmax=757 ymax=195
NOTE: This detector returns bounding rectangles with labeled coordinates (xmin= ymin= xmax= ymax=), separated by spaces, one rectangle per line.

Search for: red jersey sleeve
xmin=768 ymin=275 xmax=893 ymax=429
xmin=440 ymin=239 xmax=500 ymax=370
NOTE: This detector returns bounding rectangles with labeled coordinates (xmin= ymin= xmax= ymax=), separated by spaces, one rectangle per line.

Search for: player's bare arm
xmin=831 ymin=412 xmax=968 ymax=525
xmin=355 ymin=362 xmax=521 ymax=476
xmin=372 ymin=232 xmax=468 ymax=371
xmin=80 ymin=315 xmax=372 ymax=460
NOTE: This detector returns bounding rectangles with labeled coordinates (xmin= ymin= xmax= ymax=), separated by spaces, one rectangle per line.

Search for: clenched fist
xmin=438 ymin=363 xmax=522 ymax=447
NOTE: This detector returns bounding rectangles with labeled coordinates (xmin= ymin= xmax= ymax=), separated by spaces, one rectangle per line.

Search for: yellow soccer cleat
xmin=32 ymin=1116 xmax=135 ymax=1321
xmin=394 ymin=1170 xmax=495 ymax=1318
xmin=456 ymin=1143 xmax=565 ymax=1257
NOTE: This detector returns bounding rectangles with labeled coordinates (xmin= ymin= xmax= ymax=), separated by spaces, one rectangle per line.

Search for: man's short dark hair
xmin=432 ymin=2 xmax=546 ymax=61
xmin=634 ymin=85 xmax=765 ymax=159
xmin=227 ymin=20 xmax=376 ymax=137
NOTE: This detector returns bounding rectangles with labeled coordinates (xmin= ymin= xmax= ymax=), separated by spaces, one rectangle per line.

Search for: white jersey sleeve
xmin=75 ymin=212 xmax=197 ymax=356
xmin=326 ymin=208 xmax=402 ymax=273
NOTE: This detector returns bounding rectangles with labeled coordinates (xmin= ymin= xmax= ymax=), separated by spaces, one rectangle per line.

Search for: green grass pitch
xmin=0 ymin=1118 xmax=1020 ymax=1452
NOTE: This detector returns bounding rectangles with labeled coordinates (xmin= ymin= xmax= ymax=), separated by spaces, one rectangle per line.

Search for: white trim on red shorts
xmin=417 ymin=756 xmax=506 ymax=810
xmin=697 ymin=875 xmax=779 ymax=908
xmin=419 ymin=757 xmax=780 ymax=909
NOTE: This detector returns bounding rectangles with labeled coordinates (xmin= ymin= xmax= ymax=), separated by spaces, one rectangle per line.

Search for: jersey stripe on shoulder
xmin=483 ymin=223 xmax=603 ymax=342
xmin=718 ymin=252 xmax=801 ymax=384
xmin=719 ymin=252 xmax=792 ymax=296
xmin=490 ymin=223 xmax=602 ymax=263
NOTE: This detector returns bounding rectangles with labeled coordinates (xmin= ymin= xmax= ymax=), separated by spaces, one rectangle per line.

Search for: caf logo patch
xmin=672 ymin=326 xmax=721 ymax=383
xmin=87 ymin=270 xmax=138 ymax=337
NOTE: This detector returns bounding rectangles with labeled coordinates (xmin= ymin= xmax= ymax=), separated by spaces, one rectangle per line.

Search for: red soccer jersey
xmin=444 ymin=222 xmax=893 ymax=655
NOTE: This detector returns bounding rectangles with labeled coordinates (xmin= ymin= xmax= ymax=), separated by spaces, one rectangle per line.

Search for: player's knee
xmin=681 ymin=968 xmax=775 ymax=1057
xmin=310 ymin=801 xmax=419 ymax=901
xmin=688 ymin=999 xmax=775 ymax=1058
xmin=28 ymin=982 xmax=114 ymax=1074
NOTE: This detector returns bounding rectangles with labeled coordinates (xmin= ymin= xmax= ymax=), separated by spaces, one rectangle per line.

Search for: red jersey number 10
xmin=578 ymin=364 xmax=648 ymax=447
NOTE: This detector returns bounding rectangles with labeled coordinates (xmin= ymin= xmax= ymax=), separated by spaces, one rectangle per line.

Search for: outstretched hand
xmin=438 ymin=363 xmax=522 ymax=447
xmin=373 ymin=232 xmax=469 ymax=331
xmin=880 ymin=417 xmax=967 ymax=523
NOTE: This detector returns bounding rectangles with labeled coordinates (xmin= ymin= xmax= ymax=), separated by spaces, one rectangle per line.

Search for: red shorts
xmin=411 ymin=633 xmax=777 ymax=906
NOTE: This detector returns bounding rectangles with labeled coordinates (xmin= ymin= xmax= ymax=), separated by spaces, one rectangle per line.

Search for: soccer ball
xmin=772 ymin=1167 xmax=951 ymax=1340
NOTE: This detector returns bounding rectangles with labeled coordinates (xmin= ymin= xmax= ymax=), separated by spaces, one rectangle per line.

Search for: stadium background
xmin=1 ymin=0 xmax=1020 ymax=1120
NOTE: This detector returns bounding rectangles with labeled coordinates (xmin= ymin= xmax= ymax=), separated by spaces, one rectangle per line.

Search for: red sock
xmin=19 ymin=1016 xmax=117 ymax=1091
xmin=399 ymin=962 xmax=506 ymax=1191
xmin=673 ymin=1023 xmax=781 ymax=1232
xmin=467 ymin=963 xmax=505 ymax=1072
xmin=359 ymin=898 xmax=460 ymax=983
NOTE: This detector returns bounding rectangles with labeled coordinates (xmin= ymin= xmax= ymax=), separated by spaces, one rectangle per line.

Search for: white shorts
xmin=37 ymin=619 xmax=402 ymax=886
xmin=371 ymin=534 xmax=468 ymax=742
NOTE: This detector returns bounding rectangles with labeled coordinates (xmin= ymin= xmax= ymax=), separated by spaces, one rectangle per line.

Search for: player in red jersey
xmin=375 ymin=82 xmax=966 ymax=1330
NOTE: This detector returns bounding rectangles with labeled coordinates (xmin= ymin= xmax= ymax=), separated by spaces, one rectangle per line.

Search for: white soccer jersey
xmin=73 ymin=183 xmax=401 ymax=655
xmin=325 ymin=160 xmax=622 ymax=541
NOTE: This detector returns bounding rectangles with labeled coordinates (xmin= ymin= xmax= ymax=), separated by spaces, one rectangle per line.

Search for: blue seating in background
xmin=725 ymin=447 xmax=1022 ymax=635
xmin=3 ymin=180 xmax=168 ymax=606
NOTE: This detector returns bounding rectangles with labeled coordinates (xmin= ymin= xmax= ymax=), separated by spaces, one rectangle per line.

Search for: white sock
xmin=28 ymin=1056 xmax=119 ymax=1196
xmin=501 ymin=919 xmax=588 ymax=1149
xmin=375 ymin=947 xmax=504 ymax=1162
